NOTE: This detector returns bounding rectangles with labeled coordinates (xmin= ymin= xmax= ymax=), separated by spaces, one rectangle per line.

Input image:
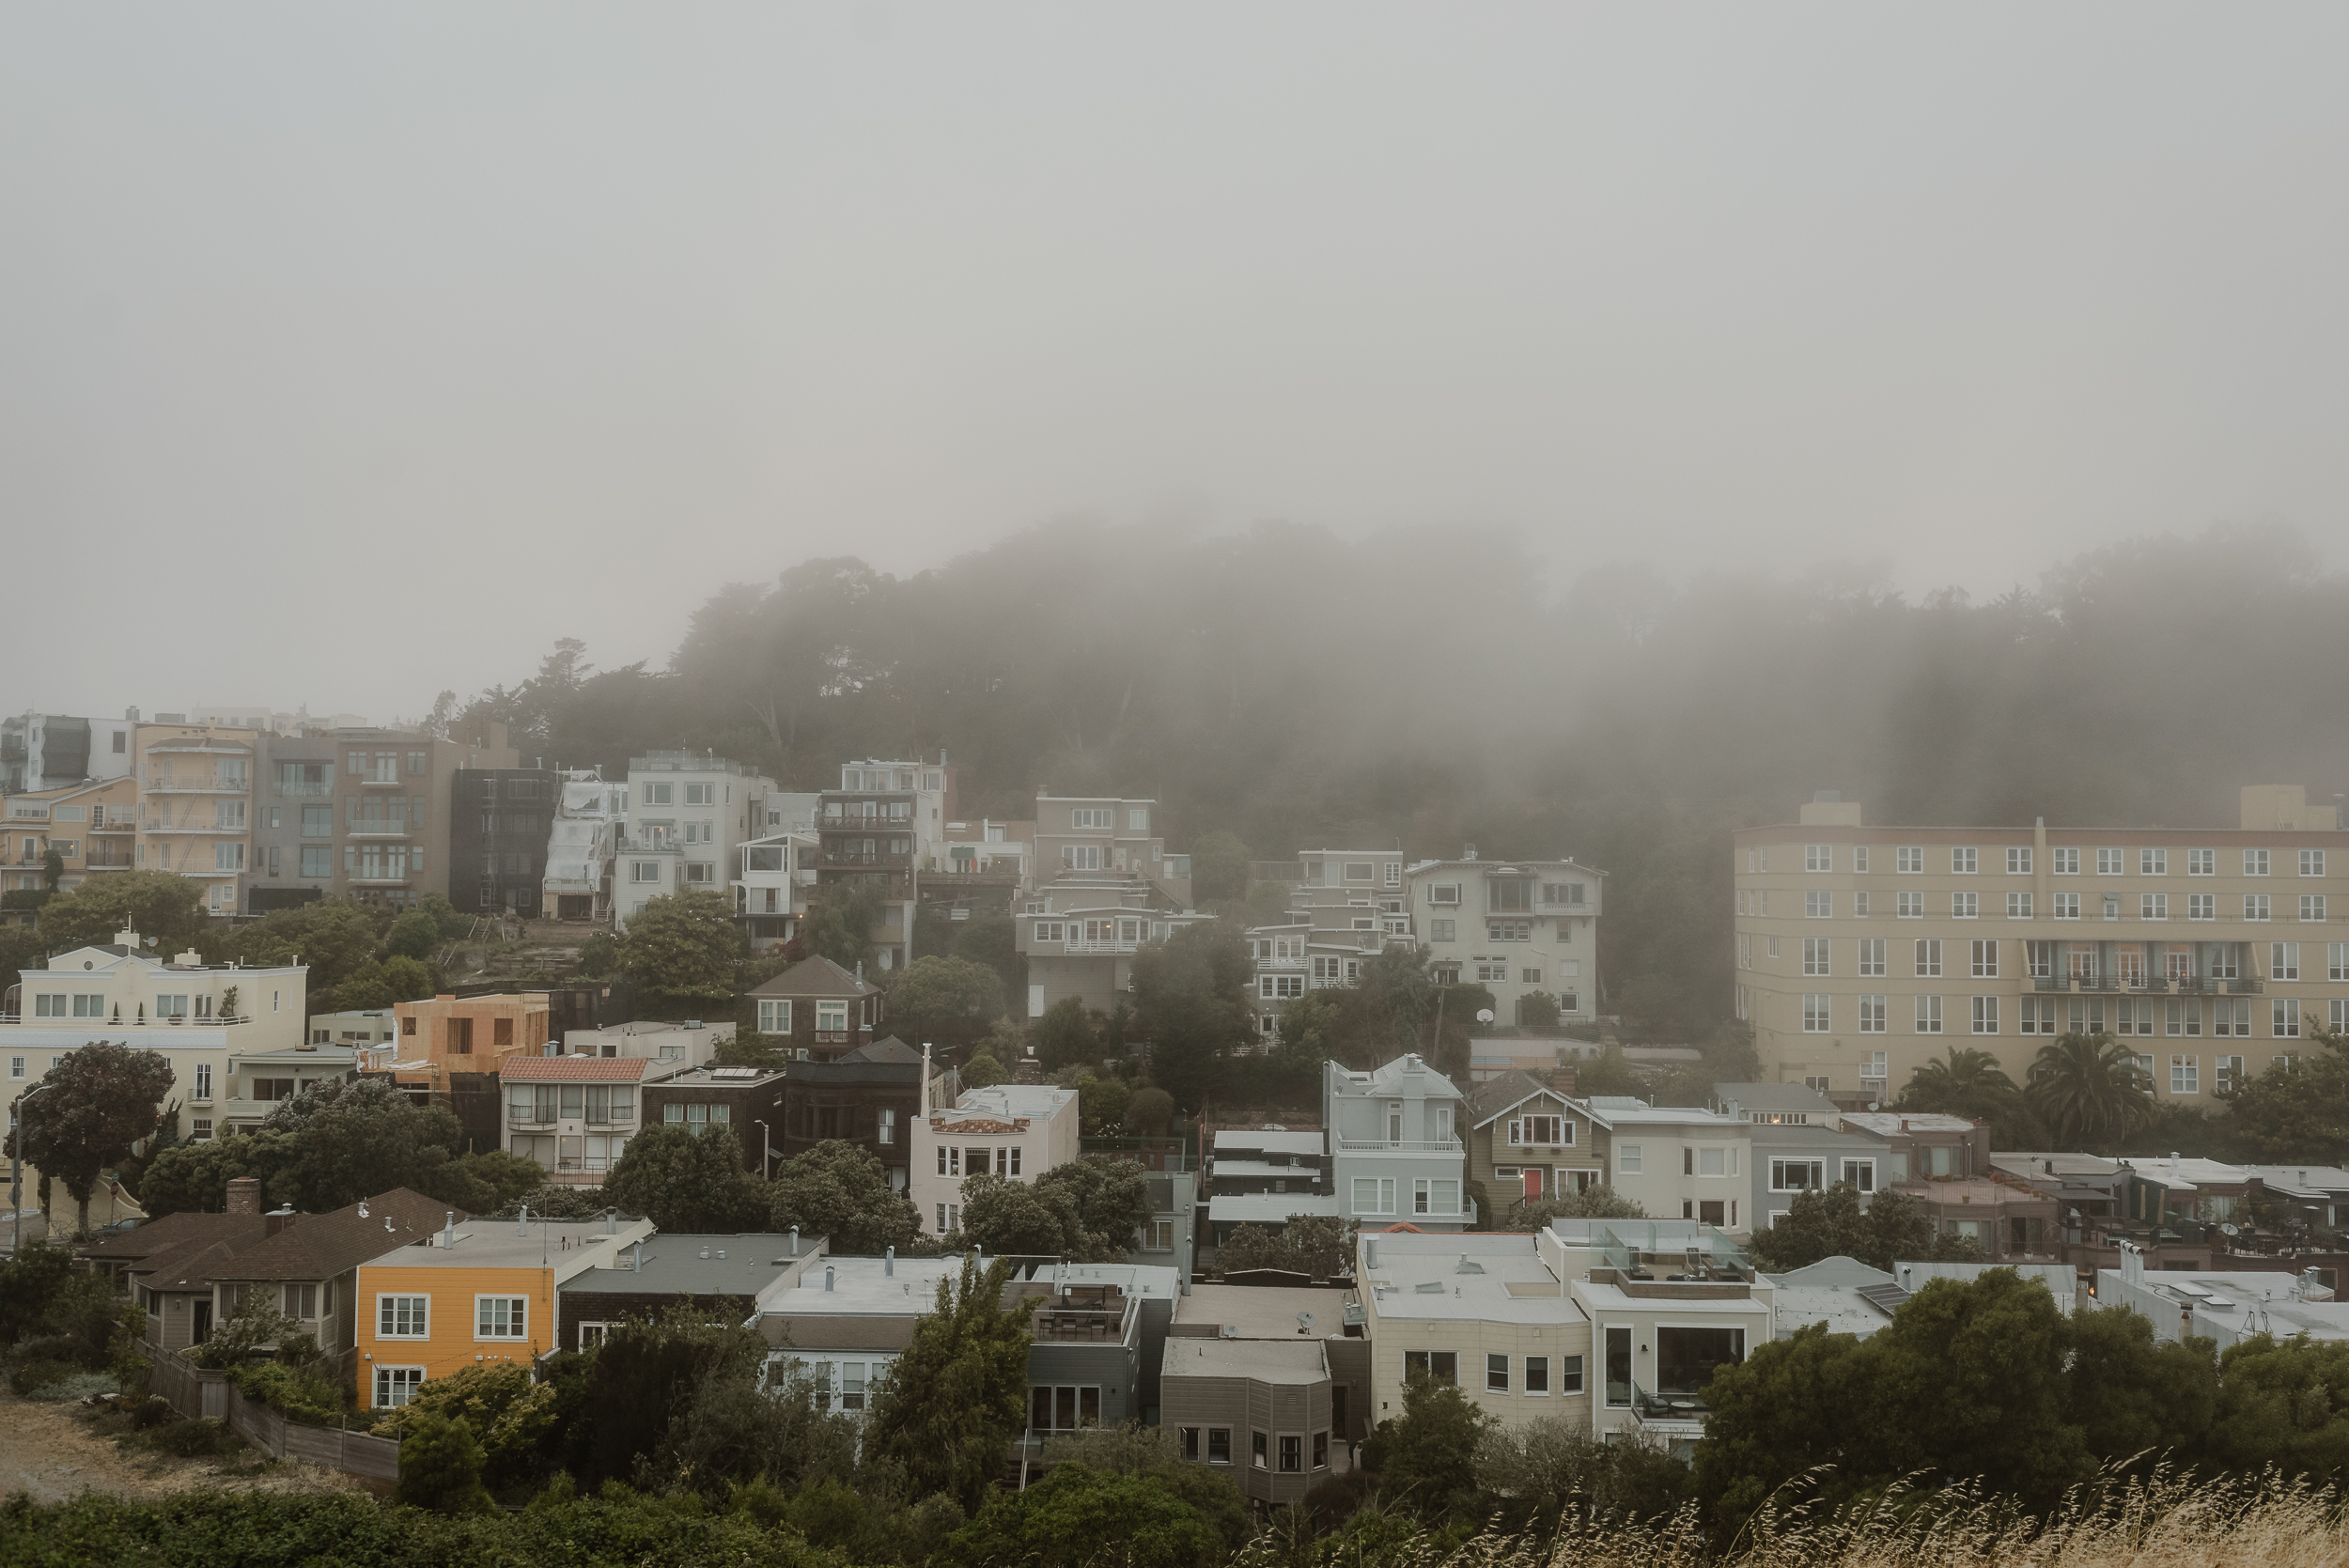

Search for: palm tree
xmin=1901 ymin=1046 xmax=2019 ymax=1108
xmin=2027 ymin=1032 xmax=2155 ymax=1150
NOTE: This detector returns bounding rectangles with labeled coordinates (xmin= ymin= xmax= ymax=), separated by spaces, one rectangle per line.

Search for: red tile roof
xmin=500 ymin=1056 xmax=648 ymax=1081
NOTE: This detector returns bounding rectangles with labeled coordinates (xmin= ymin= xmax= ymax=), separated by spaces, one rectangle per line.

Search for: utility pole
xmin=10 ymin=1083 xmax=52 ymax=1255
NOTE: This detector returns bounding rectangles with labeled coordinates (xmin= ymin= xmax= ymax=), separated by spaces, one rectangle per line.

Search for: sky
xmin=5 ymin=4 xmax=2347 ymax=723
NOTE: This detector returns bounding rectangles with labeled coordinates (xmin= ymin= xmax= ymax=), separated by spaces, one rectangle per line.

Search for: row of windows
xmin=1792 ymin=991 xmax=2342 ymax=1039
xmin=1746 ymin=888 xmax=2329 ymax=922
xmin=754 ymin=1000 xmax=853 ymax=1033
xmin=374 ymin=1293 xmax=526 ymax=1342
xmin=1758 ymin=936 xmax=2349 ymax=982
xmin=1350 ymin=1176 xmax=1465 ymax=1217
xmin=1768 ymin=846 xmax=2326 ymax=877
xmin=1425 ymin=881 xmax=1585 ymax=910
xmin=1404 ymin=1350 xmax=1587 ymax=1396
xmin=937 ymin=1143 xmax=1024 ymax=1177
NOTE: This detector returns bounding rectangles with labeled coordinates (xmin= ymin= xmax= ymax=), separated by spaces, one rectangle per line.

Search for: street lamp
xmin=754 ymin=1119 xmax=771 ymax=1181
xmin=10 ymin=1082 xmax=53 ymax=1256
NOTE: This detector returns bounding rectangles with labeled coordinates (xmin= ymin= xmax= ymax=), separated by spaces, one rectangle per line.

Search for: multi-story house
xmin=1034 ymin=795 xmax=1189 ymax=899
xmin=3 ymin=777 xmax=139 ymax=896
xmin=1463 ymin=1069 xmax=1607 ymax=1209
xmin=646 ymin=1063 xmax=789 ymax=1173
xmin=614 ymin=753 xmax=776 ymax=932
xmin=133 ymin=721 xmax=259 ymax=917
xmin=0 ymin=711 xmax=136 ymax=795
xmin=1579 ymin=1096 xmax=1752 ymax=1229
xmin=926 ymin=818 xmax=1034 ymax=919
xmin=544 ymin=770 xmax=628 ymax=922
xmin=813 ymin=759 xmax=957 ymax=970
xmin=743 ymin=955 xmax=887 ymax=1063
xmin=354 ymin=1211 xmax=656 ymax=1410
xmin=446 ymin=768 xmax=557 ymax=915
xmin=1733 ymin=784 xmax=2349 ymax=1107
xmin=499 ymin=1055 xmax=646 ymax=1182
xmin=1205 ymin=1127 xmax=1335 ymax=1243
xmin=244 ymin=721 xmax=522 ymax=914
xmin=1403 ymin=848 xmax=1604 ymax=1028
xmin=909 ymin=1071 xmax=1081 ymax=1240
xmin=1019 ymin=881 xmax=1211 ymax=1018
xmin=1240 ymin=848 xmax=1415 ymax=1040
xmin=2 ymin=926 xmax=309 ymax=1220
xmin=1835 ymin=1110 xmax=2060 ymax=1262
xmin=1164 ymin=1281 xmax=1372 ymax=1495
xmin=780 ymin=1035 xmax=949 ymax=1193
xmin=735 ymin=830 xmax=820 ymax=951
xmin=1326 ymin=1054 xmax=1473 ymax=1232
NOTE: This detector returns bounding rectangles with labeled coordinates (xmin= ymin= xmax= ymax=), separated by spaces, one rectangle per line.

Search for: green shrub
xmin=226 ymin=1362 xmax=348 ymax=1427
xmin=395 ymin=1410 xmax=496 ymax=1515
xmin=130 ymin=1395 xmax=177 ymax=1430
xmin=135 ymin=1417 xmax=239 ymax=1458
xmin=9 ymin=1358 xmax=76 ymax=1397
xmin=26 ymin=1372 xmax=117 ymax=1402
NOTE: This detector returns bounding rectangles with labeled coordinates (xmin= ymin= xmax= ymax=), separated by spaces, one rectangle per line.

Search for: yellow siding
xmin=354 ymin=1261 xmax=558 ymax=1407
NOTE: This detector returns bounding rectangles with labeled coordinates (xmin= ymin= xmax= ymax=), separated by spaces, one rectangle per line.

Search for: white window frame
xmin=1805 ymin=844 xmax=1831 ymax=873
xmin=1896 ymin=891 xmax=1922 ymax=919
xmin=374 ymin=1365 xmax=425 ymax=1408
xmin=2007 ymin=847 xmax=2032 ymax=875
xmin=377 ymin=1294 xmax=429 ymax=1340
xmin=2246 ymin=849 xmax=2271 ymax=877
xmin=757 ymin=1000 xmax=791 ymax=1033
xmin=1972 ymin=995 xmax=1999 ymax=1035
xmin=475 ymin=1295 xmax=528 ymax=1340
xmin=1952 ymin=892 xmax=1979 ymax=919
xmin=1350 ymin=1177 xmax=1396 ymax=1216
xmin=2052 ymin=847 xmax=2080 ymax=875
xmin=1859 ymin=995 xmax=1886 ymax=1033
xmin=1897 ymin=846 xmax=1922 ymax=874
xmin=1802 ymin=994 xmax=1830 ymax=1032
xmin=1802 ymin=938 xmax=1830 ymax=976
xmin=1916 ymin=995 xmax=1943 ymax=1034
xmin=2247 ymin=893 xmax=2271 ymax=922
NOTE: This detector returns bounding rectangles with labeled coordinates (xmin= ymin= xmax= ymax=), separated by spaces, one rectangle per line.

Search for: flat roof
xmin=1213 ymin=1130 xmax=1324 ymax=1157
xmin=1360 ymin=1233 xmax=1582 ymax=1324
xmin=762 ymin=1256 xmax=963 ymax=1316
xmin=362 ymin=1218 xmax=651 ymax=1271
xmin=1209 ymin=1193 xmax=1342 ymax=1224
xmin=1175 ymin=1284 xmax=1353 ymax=1339
xmin=1840 ymin=1112 xmax=1977 ymax=1136
xmin=1209 ymin=1160 xmax=1321 ymax=1180
xmin=1574 ymin=1280 xmax=1767 ymax=1317
xmin=2240 ymin=1165 xmax=2349 ymax=1193
xmin=565 ymin=1234 xmax=823 ymax=1296
xmin=1163 ymin=1337 xmax=1330 ymax=1385
xmin=1772 ymin=1284 xmax=1895 ymax=1338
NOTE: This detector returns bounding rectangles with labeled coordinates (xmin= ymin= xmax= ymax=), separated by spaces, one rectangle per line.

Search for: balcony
xmin=83 ymin=855 xmax=136 ymax=871
xmin=1335 ymin=1137 xmax=1463 ymax=1154
xmin=822 ymin=849 xmax=911 ymax=868
xmin=89 ymin=821 xmax=135 ymax=834
xmin=357 ymin=772 xmax=406 ymax=788
xmin=274 ymin=780 xmax=334 ymax=798
xmin=1064 ymin=939 xmax=1141 ymax=955
xmin=146 ymin=820 xmax=246 ymax=834
xmin=347 ymin=822 xmax=412 ymax=839
xmin=349 ymin=874 xmax=414 ymax=886
xmin=1628 ymin=1383 xmax=1712 ymax=1433
xmin=143 ymin=775 xmax=248 ymax=795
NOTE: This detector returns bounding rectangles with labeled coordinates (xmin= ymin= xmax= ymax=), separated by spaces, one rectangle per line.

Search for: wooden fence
xmin=150 ymin=1349 xmax=400 ymax=1483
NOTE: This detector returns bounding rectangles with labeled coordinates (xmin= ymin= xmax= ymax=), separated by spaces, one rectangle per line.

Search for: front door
xmin=191 ymin=1298 xmax=213 ymax=1345
xmin=1521 ymin=1169 xmax=1545 ymax=1202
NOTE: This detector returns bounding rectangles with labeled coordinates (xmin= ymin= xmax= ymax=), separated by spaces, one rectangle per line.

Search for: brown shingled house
xmin=744 ymin=955 xmax=885 ymax=1063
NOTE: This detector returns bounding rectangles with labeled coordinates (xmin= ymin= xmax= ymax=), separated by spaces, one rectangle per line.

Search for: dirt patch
xmin=0 ymin=1389 xmax=362 ymax=1504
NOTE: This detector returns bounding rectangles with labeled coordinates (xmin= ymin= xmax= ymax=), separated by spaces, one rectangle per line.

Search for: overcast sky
xmin=5 ymin=5 xmax=2346 ymax=723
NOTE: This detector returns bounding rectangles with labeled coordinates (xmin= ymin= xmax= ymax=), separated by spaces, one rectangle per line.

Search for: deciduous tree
xmin=616 ymin=889 xmax=749 ymax=1002
xmin=1361 ymin=1372 xmax=1490 ymax=1515
xmin=888 ymin=955 xmax=1005 ymax=1053
xmin=602 ymin=1125 xmax=769 ymax=1234
xmin=4 ymin=1042 xmax=177 ymax=1237
xmin=33 ymin=872 xmax=208 ymax=955
xmin=863 ymin=1254 xmax=1032 ymax=1512
xmin=767 ymin=1140 xmax=919 ymax=1254
xmin=1034 ymin=996 xmax=1097 ymax=1073
xmin=1129 ymin=924 xmax=1252 ymax=1113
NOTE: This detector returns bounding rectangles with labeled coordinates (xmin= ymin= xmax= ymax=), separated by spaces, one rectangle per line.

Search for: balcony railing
xmin=1064 ymin=939 xmax=1142 ymax=955
xmin=1630 ymin=1384 xmax=1712 ymax=1423
xmin=347 ymin=823 xmax=412 ymax=839
xmin=145 ymin=820 xmax=247 ymax=834
xmin=2 ymin=1013 xmax=255 ymax=1028
xmin=274 ymin=780 xmax=334 ymax=798
xmin=822 ymin=850 xmax=910 ymax=867
xmin=1335 ymin=1137 xmax=1463 ymax=1153
xmin=144 ymin=775 xmax=248 ymax=795
xmin=349 ymin=872 xmax=415 ymax=885
xmin=83 ymin=855 xmax=136 ymax=871
xmin=357 ymin=771 xmax=405 ymax=787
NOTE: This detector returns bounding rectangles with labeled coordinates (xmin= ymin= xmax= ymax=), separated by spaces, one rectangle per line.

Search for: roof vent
xmin=1455 ymin=1254 xmax=1485 ymax=1275
xmin=1221 ymin=1324 xmax=1238 ymax=1339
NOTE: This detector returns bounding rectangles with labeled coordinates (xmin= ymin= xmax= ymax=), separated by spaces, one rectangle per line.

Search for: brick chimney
xmin=226 ymin=1176 xmax=262 ymax=1216
xmin=1549 ymin=1066 xmax=1579 ymax=1099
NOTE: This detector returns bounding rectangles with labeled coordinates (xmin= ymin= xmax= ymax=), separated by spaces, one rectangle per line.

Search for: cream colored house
xmin=908 ymin=1069 xmax=1081 ymax=1240
xmin=1404 ymin=850 xmax=1603 ymax=1027
xmin=132 ymin=722 xmax=259 ymax=917
xmin=1735 ymin=785 xmax=2349 ymax=1107
xmin=3 ymin=776 xmax=139 ymax=895
xmin=3 ymin=927 xmax=308 ymax=1225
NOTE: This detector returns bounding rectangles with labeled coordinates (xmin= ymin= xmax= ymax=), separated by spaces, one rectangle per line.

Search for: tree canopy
xmin=862 ymin=1254 xmax=1033 ymax=1513
xmin=4 ymin=1042 xmax=178 ymax=1237
xmin=601 ymin=1125 xmax=769 ymax=1234
xmin=31 ymin=872 xmax=208 ymax=955
xmin=2027 ymin=1032 xmax=2156 ymax=1150
xmin=616 ymin=889 xmax=748 ymax=1001
xmin=767 ymin=1139 xmax=920 ymax=1254
xmin=1747 ymin=1183 xmax=1982 ymax=1274
xmin=1129 ymin=924 xmax=1252 ymax=1113
xmin=887 ymin=955 xmax=1005 ymax=1052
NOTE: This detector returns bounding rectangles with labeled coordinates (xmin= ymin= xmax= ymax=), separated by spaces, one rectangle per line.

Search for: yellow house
xmin=2 ymin=777 xmax=140 ymax=896
xmin=132 ymin=722 xmax=258 ymax=917
xmin=353 ymin=1213 xmax=654 ymax=1410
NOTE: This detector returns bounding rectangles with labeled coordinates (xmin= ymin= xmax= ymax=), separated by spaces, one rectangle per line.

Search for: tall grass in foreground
xmin=1236 ymin=1471 xmax=2349 ymax=1568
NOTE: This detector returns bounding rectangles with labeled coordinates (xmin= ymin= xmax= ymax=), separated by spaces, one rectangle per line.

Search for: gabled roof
xmin=840 ymin=1035 xmax=924 ymax=1064
xmin=1465 ymin=1069 xmax=1574 ymax=1129
xmin=78 ymin=1210 xmax=257 ymax=1267
xmin=1337 ymin=1054 xmax=1464 ymax=1101
xmin=746 ymin=955 xmax=879 ymax=1000
xmin=128 ymin=1228 xmax=270 ymax=1292
xmin=501 ymin=1056 xmax=647 ymax=1081
xmin=207 ymin=1188 xmax=459 ymax=1283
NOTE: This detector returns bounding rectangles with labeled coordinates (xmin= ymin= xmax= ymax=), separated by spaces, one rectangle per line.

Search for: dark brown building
xmin=781 ymin=1035 xmax=953 ymax=1193
xmin=555 ymin=1233 xmax=830 ymax=1353
xmin=743 ymin=955 xmax=885 ymax=1063
xmin=644 ymin=1064 xmax=790 ymax=1174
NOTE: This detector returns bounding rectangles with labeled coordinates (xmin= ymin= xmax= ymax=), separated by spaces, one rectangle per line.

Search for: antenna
xmin=1297 ymin=1311 xmax=1315 ymax=1335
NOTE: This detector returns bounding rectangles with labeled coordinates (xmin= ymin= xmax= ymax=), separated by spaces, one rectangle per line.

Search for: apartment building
xmin=0 ymin=712 xmax=136 ymax=795
xmin=1326 ymin=1054 xmax=1473 ymax=1231
xmin=644 ymin=1063 xmax=788 ymax=1174
xmin=809 ymin=759 xmax=957 ymax=970
xmin=132 ymin=721 xmax=259 ymax=916
xmin=1733 ymin=785 xmax=2349 ymax=1107
xmin=614 ymin=753 xmax=776 ymax=932
xmin=446 ymin=768 xmax=557 ymax=914
xmin=1404 ymin=849 xmax=1604 ymax=1028
xmin=909 ymin=1073 xmax=1081 ymax=1239
xmin=3 ymin=925 xmax=308 ymax=1223
xmin=243 ymin=721 xmax=522 ymax=913
xmin=3 ymin=777 xmax=139 ymax=895
xmin=1034 ymin=795 xmax=1190 ymax=900
xmin=500 ymin=1055 xmax=646 ymax=1181
xmin=1240 ymin=849 xmax=1413 ymax=1038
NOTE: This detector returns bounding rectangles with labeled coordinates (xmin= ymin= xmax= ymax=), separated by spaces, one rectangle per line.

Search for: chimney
xmin=265 ymin=1205 xmax=297 ymax=1237
xmin=1550 ymin=1066 xmax=1578 ymax=1099
xmin=1364 ymin=1238 xmax=1378 ymax=1270
xmin=632 ymin=1240 xmax=643 ymax=1271
xmin=517 ymin=1204 xmax=529 ymax=1237
xmin=885 ymin=1247 xmax=894 ymax=1277
xmin=824 ymin=1265 xmax=835 ymax=1292
xmin=443 ymin=1212 xmax=455 ymax=1248
xmin=226 ymin=1177 xmax=262 ymax=1216
xmin=790 ymin=1227 xmax=800 ymax=1258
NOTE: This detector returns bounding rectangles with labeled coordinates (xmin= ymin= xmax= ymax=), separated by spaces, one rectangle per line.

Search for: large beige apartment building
xmin=1734 ymin=786 xmax=2349 ymax=1109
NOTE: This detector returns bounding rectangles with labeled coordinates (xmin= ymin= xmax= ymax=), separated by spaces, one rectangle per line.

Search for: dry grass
xmin=1244 ymin=1473 xmax=2349 ymax=1568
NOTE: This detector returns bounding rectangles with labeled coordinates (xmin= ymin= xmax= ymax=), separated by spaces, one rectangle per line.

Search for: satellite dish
xmin=1297 ymin=1312 xmax=1316 ymax=1334
xmin=1476 ymin=1009 xmax=1495 ymax=1025
xmin=2221 ymin=1223 xmax=2240 ymax=1236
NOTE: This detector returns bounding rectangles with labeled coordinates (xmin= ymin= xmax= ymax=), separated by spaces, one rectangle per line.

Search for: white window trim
xmin=474 ymin=1294 xmax=529 ymax=1341
xmin=376 ymin=1294 xmax=429 ymax=1340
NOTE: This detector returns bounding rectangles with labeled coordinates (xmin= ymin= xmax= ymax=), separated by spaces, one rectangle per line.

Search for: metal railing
xmin=1333 ymin=1137 xmax=1462 ymax=1153
xmin=1632 ymin=1383 xmax=1712 ymax=1421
